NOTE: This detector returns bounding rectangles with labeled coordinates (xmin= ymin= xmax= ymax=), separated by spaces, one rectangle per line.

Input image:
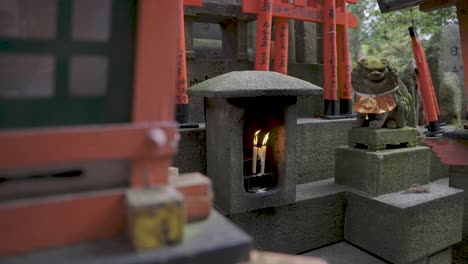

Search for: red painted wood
xmin=273 ymin=17 xmax=289 ymax=74
xmin=254 ymin=0 xmax=273 ymax=71
xmin=242 ymin=0 xmax=358 ymax=28
xmin=0 ymin=123 xmax=177 ymax=170
xmin=322 ymin=0 xmax=338 ymax=101
xmin=424 ymin=138 xmax=468 ymax=166
xmin=177 ymin=0 xmax=189 ymax=104
xmin=337 ymin=0 xmax=352 ymax=100
xmin=410 ymin=31 xmax=439 ymax=123
xmin=457 ymin=0 xmax=468 ymax=114
xmin=0 ymin=190 xmax=125 ymax=257
xmin=131 ymin=0 xmax=182 ymax=187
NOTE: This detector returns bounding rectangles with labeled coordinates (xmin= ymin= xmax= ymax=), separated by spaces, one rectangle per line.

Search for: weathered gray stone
xmin=297 ymin=118 xmax=354 ymax=184
xmin=184 ymin=0 xmax=255 ymax=23
xmin=335 ymin=146 xmax=431 ymax=196
xmin=438 ymin=72 xmax=462 ymax=125
xmin=204 ymin=96 xmax=297 ymax=214
xmin=193 ymin=22 xmax=222 ymax=40
xmin=228 ymin=179 xmax=347 ymax=254
xmin=438 ymin=24 xmax=466 ymax=119
xmin=348 ymin=127 xmax=419 ymax=151
xmin=345 ymin=183 xmax=464 ymax=264
xmin=302 ymin=242 xmax=386 ymax=264
xmin=449 ymin=165 xmax=468 ymax=236
xmin=172 ymin=127 xmax=206 ymax=175
xmin=188 ymin=71 xmax=322 ymax=98
xmin=0 ymin=210 xmax=252 ymax=264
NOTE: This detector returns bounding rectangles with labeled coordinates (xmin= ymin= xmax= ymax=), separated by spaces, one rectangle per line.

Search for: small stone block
xmin=345 ymin=183 xmax=463 ymax=264
xmin=348 ymin=127 xmax=419 ymax=150
xmin=126 ymin=187 xmax=184 ymax=252
xmin=335 ymin=146 xmax=430 ymax=196
xmin=185 ymin=50 xmax=196 ymax=59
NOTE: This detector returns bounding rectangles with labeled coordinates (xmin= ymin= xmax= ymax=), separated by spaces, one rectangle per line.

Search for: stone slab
xmin=345 ymin=182 xmax=463 ymax=264
xmin=335 ymin=146 xmax=431 ymax=196
xmin=297 ymin=118 xmax=354 ymax=184
xmin=250 ymin=250 xmax=326 ymax=264
xmin=0 ymin=210 xmax=252 ymax=264
xmin=449 ymin=165 xmax=468 ymax=236
xmin=428 ymin=248 xmax=452 ymax=264
xmin=188 ymin=71 xmax=322 ymax=98
xmin=348 ymin=127 xmax=419 ymax=151
xmin=302 ymin=242 xmax=386 ymax=264
xmin=228 ymin=179 xmax=347 ymax=254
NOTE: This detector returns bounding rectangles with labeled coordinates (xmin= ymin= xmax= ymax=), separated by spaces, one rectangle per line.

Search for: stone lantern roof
xmin=188 ymin=71 xmax=323 ymax=98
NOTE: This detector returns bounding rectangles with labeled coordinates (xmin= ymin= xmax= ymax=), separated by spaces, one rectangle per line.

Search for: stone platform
xmin=345 ymin=180 xmax=463 ymax=264
xmin=0 ymin=210 xmax=252 ymax=264
xmin=348 ymin=127 xmax=419 ymax=151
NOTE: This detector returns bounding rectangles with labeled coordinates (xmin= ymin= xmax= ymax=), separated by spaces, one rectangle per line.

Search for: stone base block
xmin=345 ymin=182 xmax=463 ymax=264
xmin=335 ymin=146 xmax=430 ymax=196
xmin=297 ymin=118 xmax=354 ymax=184
xmin=228 ymin=179 xmax=347 ymax=254
xmin=348 ymin=127 xmax=419 ymax=151
xmin=449 ymin=165 xmax=468 ymax=236
xmin=125 ymin=187 xmax=184 ymax=251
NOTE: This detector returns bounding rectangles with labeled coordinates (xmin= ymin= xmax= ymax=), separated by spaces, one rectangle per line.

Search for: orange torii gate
xmin=242 ymin=0 xmax=358 ymax=117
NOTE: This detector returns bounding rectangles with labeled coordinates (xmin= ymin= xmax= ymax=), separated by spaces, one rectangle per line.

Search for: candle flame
xmin=253 ymin=130 xmax=261 ymax=145
xmin=262 ymin=132 xmax=269 ymax=146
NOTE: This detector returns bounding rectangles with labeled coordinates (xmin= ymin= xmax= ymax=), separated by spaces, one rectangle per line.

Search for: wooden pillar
xmin=237 ymin=20 xmax=250 ymax=60
xmin=457 ymin=0 xmax=468 ymax=119
xmin=131 ymin=0 xmax=181 ymax=186
xmin=255 ymin=0 xmax=273 ymax=71
xmin=322 ymin=0 xmax=338 ymax=116
xmin=336 ymin=0 xmax=352 ymax=115
xmin=273 ymin=18 xmax=288 ymax=74
xmin=185 ymin=15 xmax=196 ymax=59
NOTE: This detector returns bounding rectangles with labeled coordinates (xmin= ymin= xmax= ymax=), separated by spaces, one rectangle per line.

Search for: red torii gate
xmin=242 ymin=0 xmax=358 ymax=116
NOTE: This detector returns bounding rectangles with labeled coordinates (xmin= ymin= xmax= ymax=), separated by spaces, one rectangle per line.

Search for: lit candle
xmin=252 ymin=130 xmax=261 ymax=175
xmin=260 ymin=132 xmax=269 ymax=175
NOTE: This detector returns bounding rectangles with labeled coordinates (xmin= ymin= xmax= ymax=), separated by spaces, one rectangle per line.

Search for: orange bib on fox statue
xmin=351 ymin=58 xmax=412 ymax=129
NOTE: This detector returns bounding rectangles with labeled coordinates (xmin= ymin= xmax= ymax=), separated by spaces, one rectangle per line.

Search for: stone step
xmin=302 ymin=242 xmax=453 ymax=264
xmin=345 ymin=181 xmax=463 ymax=264
xmin=227 ymin=178 xmax=348 ymax=254
xmin=302 ymin=242 xmax=386 ymax=264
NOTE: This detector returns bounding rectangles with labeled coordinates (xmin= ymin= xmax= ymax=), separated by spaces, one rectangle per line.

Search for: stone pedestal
xmin=335 ymin=146 xmax=430 ymax=196
xmin=335 ymin=127 xmax=464 ymax=263
xmin=348 ymin=127 xmax=419 ymax=151
xmin=336 ymin=127 xmax=430 ymax=196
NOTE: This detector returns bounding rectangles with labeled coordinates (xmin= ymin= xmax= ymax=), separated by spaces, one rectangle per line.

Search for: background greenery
xmin=348 ymin=0 xmax=458 ymax=72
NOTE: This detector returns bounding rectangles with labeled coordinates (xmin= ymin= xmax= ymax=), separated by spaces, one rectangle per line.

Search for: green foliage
xmin=348 ymin=0 xmax=458 ymax=72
